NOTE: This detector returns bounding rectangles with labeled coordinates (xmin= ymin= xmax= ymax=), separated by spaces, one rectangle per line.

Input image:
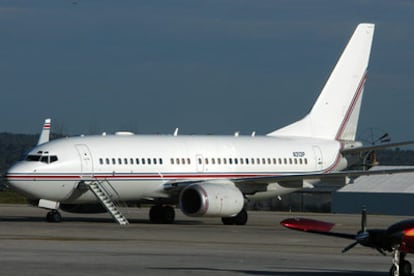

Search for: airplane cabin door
xmin=75 ymin=144 xmax=94 ymax=177
xmin=312 ymin=146 xmax=323 ymax=171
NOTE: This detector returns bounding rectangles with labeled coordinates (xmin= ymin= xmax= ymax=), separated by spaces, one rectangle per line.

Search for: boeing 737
xmin=6 ymin=23 xmax=413 ymax=225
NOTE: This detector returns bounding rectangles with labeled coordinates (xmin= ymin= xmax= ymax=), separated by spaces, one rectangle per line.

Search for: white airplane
xmin=5 ymin=23 xmax=413 ymax=225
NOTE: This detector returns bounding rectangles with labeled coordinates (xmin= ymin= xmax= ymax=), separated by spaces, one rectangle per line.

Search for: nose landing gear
xmin=46 ymin=210 xmax=62 ymax=223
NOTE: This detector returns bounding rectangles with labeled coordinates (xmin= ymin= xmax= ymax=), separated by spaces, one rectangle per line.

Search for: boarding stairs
xmin=86 ymin=180 xmax=129 ymax=225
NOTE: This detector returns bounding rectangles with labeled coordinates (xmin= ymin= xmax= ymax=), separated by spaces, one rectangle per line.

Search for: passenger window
xmin=141 ymin=158 xmax=146 ymax=165
xmin=153 ymin=158 xmax=157 ymax=165
xmin=147 ymin=158 xmax=151 ymax=165
xmin=136 ymin=158 xmax=140 ymax=165
xmin=112 ymin=158 xmax=116 ymax=165
xmin=205 ymin=158 xmax=208 ymax=165
xmin=299 ymin=158 xmax=303 ymax=165
xmin=294 ymin=158 xmax=298 ymax=165
xmin=187 ymin=158 xmax=190 ymax=165
xmin=99 ymin=158 xmax=104 ymax=165
xmin=217 ymin=158 xmax=221 ymax=165
xmin=273 ymin=158 xmax=277 ymax=165
xmin=304 ymin=158 xmax=308 ymax=165
xmin=124 ymin=158 xmax=128 ymax=165
xmin=130 ymin=158 xmax=134 ymax=165
xmin=181 ymin=158 xmax=185 ymax=165
xmin=278 ymin=158 xmax=282 ymax=164
xmin=251 ymin=158 xmax=255 ymax=165
xmin=229 ymin=158 xmax=233 ymax=165
xmin=171 ymin=158 xmax=174 ymax=165
xmin=284 ymin=158 xmax=287 ymax=164
xmin=223 ymin=158 xmax=227 ymax=165
xmin=176 ymin=158 xmax=180 ymax=165
xmin=198 ymin=158 xmax=202 ymax=165
xmin=106 ymin=158 xmax=110 ymax=165
xmin=245 ymin=158 xmax=249 ymax=165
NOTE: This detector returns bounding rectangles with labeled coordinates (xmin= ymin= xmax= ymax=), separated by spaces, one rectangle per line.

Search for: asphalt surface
xmin=0 ymin=205 xmax=410 ymax=275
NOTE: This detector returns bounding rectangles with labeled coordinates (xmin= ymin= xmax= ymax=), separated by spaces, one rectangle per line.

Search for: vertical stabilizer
xmin=37 ymin=118 xmax=51 ymax=145
xmin=267 ymin=23 xmax=375 ymax=141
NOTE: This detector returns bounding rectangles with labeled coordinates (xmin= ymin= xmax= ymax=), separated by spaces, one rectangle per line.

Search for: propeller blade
xmin=342 ymin=241 xmax=358 ymax=253
xmin=361 ymin=208 xmax=367 ymax=232
xmin=376 ymin=247 xmax=386 ymax=256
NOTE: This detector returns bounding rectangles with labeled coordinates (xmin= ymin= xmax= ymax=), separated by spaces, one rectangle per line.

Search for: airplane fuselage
xmin=7 ymin=134 xmax=346 ymax=204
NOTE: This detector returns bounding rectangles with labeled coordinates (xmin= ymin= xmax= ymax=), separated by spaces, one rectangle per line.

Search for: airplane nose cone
xmin=5 ymin=163 xmax=28 ymax=192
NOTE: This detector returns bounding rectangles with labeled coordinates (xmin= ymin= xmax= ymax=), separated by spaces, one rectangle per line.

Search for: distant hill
xmin=1 ymin=133 xmax=414 ymax=189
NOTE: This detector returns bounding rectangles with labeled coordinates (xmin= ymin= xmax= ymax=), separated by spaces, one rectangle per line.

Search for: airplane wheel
xmin=221 ymin=209 xmax=248 ymax=225
xmin=234 ymin=209 xmax=248 ymax=225
xmin=46 ymin=210 xmax=62 ymax=223
xmin=389 ymin=262 xmax=412 ymax=276
xmin=221 ymin=217 xmax=235 ymax=225
xmin=149 ymin=205 xmax=163 ymax=223
xmin=401 ymin=260 xmax=412 ymax=276
xmin=161 ymin=206 xmax=175 ymax=224
xmin=150 ymin=205 xmax=175 ymax=224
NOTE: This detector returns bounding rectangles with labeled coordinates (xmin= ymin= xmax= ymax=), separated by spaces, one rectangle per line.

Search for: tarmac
xmin=0 ymin=205 xmax=410 ymax=275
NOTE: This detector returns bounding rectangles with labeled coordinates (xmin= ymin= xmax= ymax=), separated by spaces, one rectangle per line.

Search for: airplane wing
xmin=232 ymin=167 xmax=414 ymax=185
xmin=281 ymin=217 xmax=356 ymax=240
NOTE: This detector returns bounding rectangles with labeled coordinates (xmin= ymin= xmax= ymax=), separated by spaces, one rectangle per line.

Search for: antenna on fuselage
xmin=37 ymin=118 xmax=51 ymax=145
xmin=173 ymin=128 xmax=179 ymax=136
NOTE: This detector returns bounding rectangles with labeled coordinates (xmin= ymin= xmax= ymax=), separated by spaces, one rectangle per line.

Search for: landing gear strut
xmin=46 ymin=210 xmax=62 ymax=223
xmin=390 ymin=250 xmax=412 ymax=276
xmin=149 ymin=205 xmax=175 ymax=224
xmin=221 ymin=209 xmax=248 ymax=225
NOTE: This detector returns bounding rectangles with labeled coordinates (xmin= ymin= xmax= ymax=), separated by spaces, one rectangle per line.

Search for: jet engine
xmin=179 ymin=181 xmax=244 ymax=217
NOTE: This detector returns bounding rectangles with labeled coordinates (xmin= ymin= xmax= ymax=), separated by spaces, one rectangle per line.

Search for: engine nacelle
xmin=179 ymin=181 xmax=244 ymax=217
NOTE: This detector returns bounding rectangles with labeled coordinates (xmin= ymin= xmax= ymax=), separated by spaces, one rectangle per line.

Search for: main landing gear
xmin=46 ymin=210 xmax=62 ymax=223
xmin=149 ymin=205 xmax=175 ymax=224
xmin=390 ymin=250 xmax=412 ymax=276
xmin=221 ymin=209 xmax=248 ymax=225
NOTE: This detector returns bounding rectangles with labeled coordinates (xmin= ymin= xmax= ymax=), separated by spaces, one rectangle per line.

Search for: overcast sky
xmin=1 ymin=0 xmax=413 ymax=145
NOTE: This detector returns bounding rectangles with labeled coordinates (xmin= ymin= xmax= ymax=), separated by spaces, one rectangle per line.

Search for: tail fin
xmin=37 ymin=118 xmax=51 ymax=145
xmin=267 ymin=23 xmax=375 ymax=141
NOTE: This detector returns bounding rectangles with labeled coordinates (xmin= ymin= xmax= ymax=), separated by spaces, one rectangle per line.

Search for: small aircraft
xmin=281 ymin=210 xmax=414 ymax=276
xmin=5 ymin=23 xmax=414 ymax=225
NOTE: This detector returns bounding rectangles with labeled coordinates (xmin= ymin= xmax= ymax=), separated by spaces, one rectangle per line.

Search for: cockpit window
xmin=25 ymin=154 xmax=58 ymax=164
xmin=25 ymin=155 xmax=42 ymax=162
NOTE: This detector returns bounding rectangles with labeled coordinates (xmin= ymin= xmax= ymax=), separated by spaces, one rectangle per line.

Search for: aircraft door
xmin=75 ymin=144 xmax=94 ymax=177
xmin=312 ymin=146 xmax=323 ymax=171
